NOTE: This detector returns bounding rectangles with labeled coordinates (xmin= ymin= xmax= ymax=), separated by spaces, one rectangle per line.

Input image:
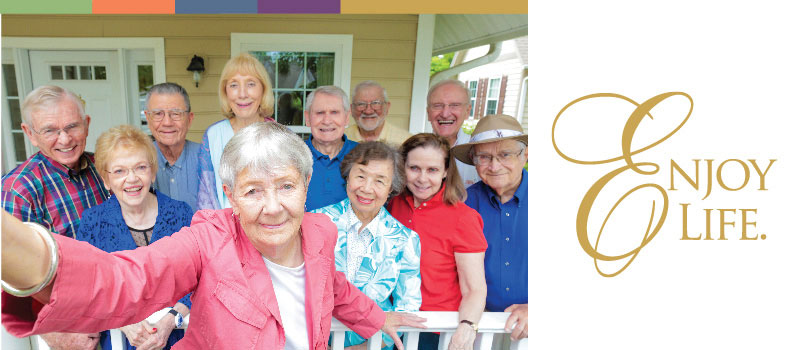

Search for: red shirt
xmin=388 ymin=185 xmax=486 ymax=311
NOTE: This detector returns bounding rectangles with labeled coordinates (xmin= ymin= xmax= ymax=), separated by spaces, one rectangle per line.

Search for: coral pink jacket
xmin=2 ymin=209 xmax=386 ymax=349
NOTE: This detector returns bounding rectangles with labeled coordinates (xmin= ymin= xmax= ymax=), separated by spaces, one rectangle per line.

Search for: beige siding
xmin=2 ymin=14 xmax=419 ymax=143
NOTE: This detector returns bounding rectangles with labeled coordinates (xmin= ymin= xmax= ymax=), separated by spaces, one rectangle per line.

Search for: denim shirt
xmin=313 ymin=198 xmax=422 ymax=347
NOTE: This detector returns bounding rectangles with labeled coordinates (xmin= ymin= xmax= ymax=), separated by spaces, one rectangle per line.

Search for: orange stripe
xmin=92 ymin=0 xmax=175 ymax=14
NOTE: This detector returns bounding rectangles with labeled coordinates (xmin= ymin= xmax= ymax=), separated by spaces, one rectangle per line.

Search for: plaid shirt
xmin=2 ymin=152 xmax=109 ymax=239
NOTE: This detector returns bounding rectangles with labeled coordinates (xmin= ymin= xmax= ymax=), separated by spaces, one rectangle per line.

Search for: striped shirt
xmin=2 ymin=152 xmax=109 ymax=239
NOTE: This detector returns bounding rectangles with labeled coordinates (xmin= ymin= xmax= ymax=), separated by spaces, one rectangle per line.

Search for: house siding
xmin=2 ymin=14 xmax=419 ymax=143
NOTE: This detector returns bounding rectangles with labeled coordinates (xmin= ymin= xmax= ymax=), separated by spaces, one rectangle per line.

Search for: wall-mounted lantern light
xmin=186 ymin=55 xmax=205 ymax=88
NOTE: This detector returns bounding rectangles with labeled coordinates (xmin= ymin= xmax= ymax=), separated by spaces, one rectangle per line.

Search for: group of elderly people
xmin=1 ymin=52 xmax=529 ymax=350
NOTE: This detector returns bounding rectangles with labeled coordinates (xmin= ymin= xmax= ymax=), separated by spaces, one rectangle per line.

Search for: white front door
xmin=29 ymin=50 xmax=127 ymax=153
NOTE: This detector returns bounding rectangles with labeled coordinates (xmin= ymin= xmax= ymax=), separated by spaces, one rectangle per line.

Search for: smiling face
xmin=224 ymin=165 xmax=307 ymax=255
xmin=22 ymin=97 xmax=90 ymax=170
xmin=426 ymin=83 xmax=471 ymax=144
xmin=405 ymin=146 xmax=447 ymax=206
xmin=346 ymin=159 xmax=394 ymax=224
xmin=352 ymin=85 xmax=390 ymax=132
xmin=225 ymin=74 xmax=265 ymax=119
xmin=146 ymin=93 xmax=194 ymax=148
xmin=306 ymin=92 xmax=349 ymax=144
xmin=104 ymin=147 xmax=154 ymax=209
xmin=473 ymin=139 xmax=528 ymax=197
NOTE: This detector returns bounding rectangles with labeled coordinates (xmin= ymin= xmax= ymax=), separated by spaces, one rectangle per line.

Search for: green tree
xmin=430 ymin=53 xmax=454 ymax=77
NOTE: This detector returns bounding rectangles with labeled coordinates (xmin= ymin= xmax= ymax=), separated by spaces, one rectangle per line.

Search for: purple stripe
xmin=258 ymin=0 xmax=339 ymax=13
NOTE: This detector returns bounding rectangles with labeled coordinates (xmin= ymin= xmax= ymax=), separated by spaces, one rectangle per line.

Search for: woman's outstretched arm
xmin=1 ymin=211 xmax=54 ymax=303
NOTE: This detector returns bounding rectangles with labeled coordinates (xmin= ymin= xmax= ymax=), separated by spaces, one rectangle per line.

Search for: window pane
xmin=307 ymin=52 xmax=334 ymax=88
xmin=3 ymin=64 xmax=18 ymax=96
xmin=9 ymin=100 xmax=22 ymax=129
xmin=487 ymin=78 xmax=500 ymax=98
xmin=13 ymin=133 xmax=27 ymax=162
xmin=64 ymin=66 xmax=77 ymax=80
xmin=50 ymin=65 xmax=63 ymax=80
xmin=137 ymin=65 xmax=154 ymax=126
xmin=137 ymin=65 xmax=154 ymax=93
xmin=470 ymin=100 xmax=475 ymax=117
xmin=275 ymin=91 xmax=305 ymax=126
xmin=486 ymin=100 xmax=498 ymax=115
xmin=275 ymin=52 xmax=305 ymax=89
xmin=250 ymin=51 xmax=277 ymax=88
xmin=94 ymin=66 xmax=106 ymax=80
xmin=79 ymin=66 xmax=92 ymax=80
xmin=468 ymin=81 xmax=477 ymax=98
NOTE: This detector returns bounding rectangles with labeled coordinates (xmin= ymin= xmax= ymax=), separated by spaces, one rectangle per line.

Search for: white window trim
xmin=231 ymin=33 xmax=353 ymax=135
xmin=1 ymin=37 xmax=166 ymax=167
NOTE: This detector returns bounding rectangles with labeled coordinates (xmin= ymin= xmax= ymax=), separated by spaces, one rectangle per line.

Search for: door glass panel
xmin=79 ymin=66 xmax=92 ymax=80
xmin=13 ymin=133 xmax=27 ymax=163
xmin=3 ymin=65 xmax=19 ymax=96
xmin=9 ymin=101 xmax=22 ymax=129
xmin=137 ymin=65 xmax=154 ymax=126
xmin=64 ymin=65 xmax=77 ymax=80
xmin=50 ymin=65 xmax=63 ymax=80
xmin=94 ymin=66 xmax=107 ymax=80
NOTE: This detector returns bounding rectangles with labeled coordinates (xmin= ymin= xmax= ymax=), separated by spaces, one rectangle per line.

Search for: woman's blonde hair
xmin=218 ymin=53 xmax=275 ymax=119
xmin=95 ymin=125 xmax=158 ymax=185
xmin=399 ymin=133 xmax=466 ymax=205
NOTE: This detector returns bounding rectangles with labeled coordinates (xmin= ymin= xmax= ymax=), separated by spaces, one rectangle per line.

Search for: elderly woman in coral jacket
xmin=1 ymin=122 xmax=425 ymax=350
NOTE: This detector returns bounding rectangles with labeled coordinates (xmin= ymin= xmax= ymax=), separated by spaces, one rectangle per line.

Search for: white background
xmin=530 ymin=1 xmax=800 ymax=348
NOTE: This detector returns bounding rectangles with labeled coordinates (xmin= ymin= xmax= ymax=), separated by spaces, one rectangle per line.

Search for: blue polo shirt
xmin=152 ymin=140 xmax=201 ymax=213
xmin=465 ymin=169 xmax=528 ymax=312
xmin=304 ymin=135 xmax=358 ymax=211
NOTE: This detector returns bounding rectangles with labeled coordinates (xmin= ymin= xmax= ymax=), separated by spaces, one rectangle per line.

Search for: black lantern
xmin=186 ymin=55 xmax=205 ymax=88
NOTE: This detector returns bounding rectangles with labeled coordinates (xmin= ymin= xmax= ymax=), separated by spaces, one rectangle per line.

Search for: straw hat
xmin=452 ymin=114 xmax=527 ymax=165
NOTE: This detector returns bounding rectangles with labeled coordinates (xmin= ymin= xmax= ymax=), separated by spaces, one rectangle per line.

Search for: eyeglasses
xmin=472 ymin=149 xmax=524 ymax=166
xmin=429 ymin=103 xmax=465 ymax=111
xmin=107 ymin=164 xmax=151 ymax=179
xmin=31 ymin=122 xmax=86 ymax=141
xmin=353 ymin=100 xmax=386 ymax=111
xmin=146 ymin=109 xmax=188 ymax=121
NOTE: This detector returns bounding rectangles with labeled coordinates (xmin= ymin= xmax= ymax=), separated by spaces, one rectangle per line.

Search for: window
xmin=485 ymin=78 xmax=501 ymax=115
xmin=2 ymin=63 xmax=27 ymax=173
xmin=49 ymin=65 xmax=107 ymax=80
xmin=232 ymin=33 xmax=353 ymax=135
xmin=467 ymin=80 xmax=477 ymax=117
xmin=137 ymin=65 xmax=154 ymax=127
xmin=250 ymin=51 xmax=334 ymax=128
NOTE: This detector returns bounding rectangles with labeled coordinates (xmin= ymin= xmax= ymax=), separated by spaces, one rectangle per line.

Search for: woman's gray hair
xmin=219 ymin=122 xmax=313 ymax=188
xmin=340 ymin=141 xmax=405 ymax=197
xmin=306 ymin=86 xmax=350 ymax=113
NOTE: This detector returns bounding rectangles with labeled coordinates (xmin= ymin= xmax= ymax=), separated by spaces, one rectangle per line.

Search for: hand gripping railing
xmin=331 ymin=311 xmax=528 ymax=350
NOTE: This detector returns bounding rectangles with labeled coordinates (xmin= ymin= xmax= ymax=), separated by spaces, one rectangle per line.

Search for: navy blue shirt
xmin=465 ymin=169 xmax=528 ymax=312
xmin=152 ymin=140 xmax=201 ymax=213
xmin=304 ymin=135 xmax=358 ymax=211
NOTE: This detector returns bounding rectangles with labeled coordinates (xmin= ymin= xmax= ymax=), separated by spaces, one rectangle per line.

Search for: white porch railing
xmin=10 ymin=311 xmax=527 ymax=350
xmin=332 ymin=311 xmax=528 ymax=350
